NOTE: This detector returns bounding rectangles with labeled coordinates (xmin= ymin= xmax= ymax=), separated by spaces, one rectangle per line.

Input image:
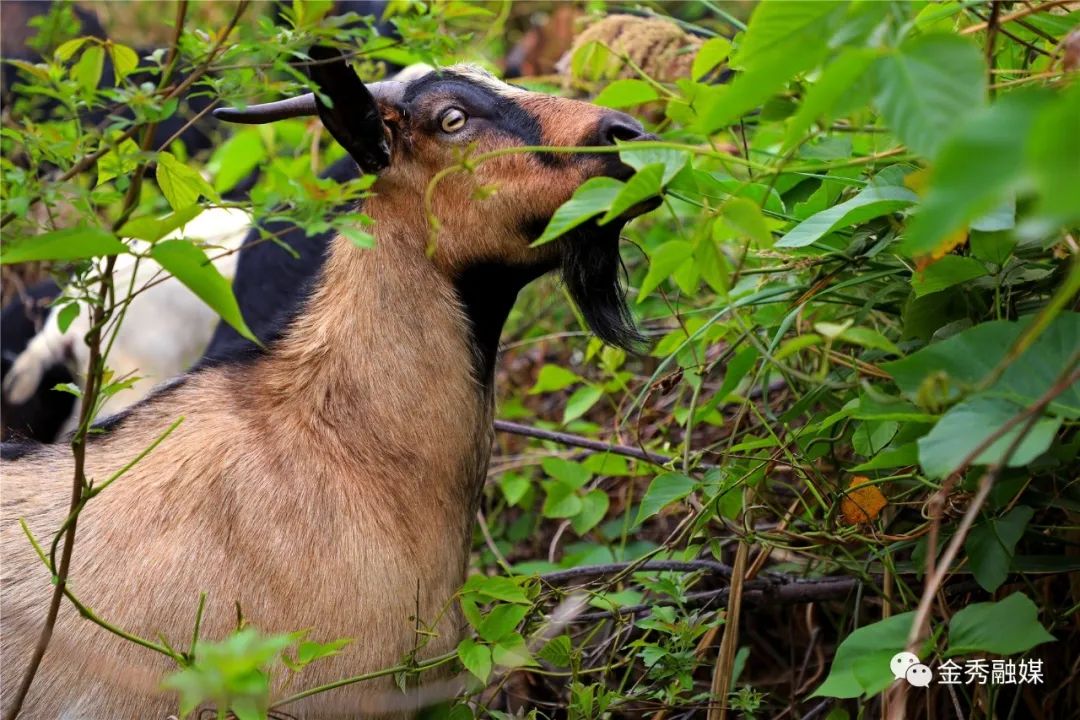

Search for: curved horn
xmin=213 ymin=94 xmax=318 ymax=124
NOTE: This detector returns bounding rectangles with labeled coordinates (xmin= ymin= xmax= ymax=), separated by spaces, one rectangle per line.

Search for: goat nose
xmin=597 ymin=112 xmax=650 ymax=145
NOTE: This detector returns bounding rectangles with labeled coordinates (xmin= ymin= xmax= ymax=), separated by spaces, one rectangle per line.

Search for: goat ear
xmin=307 ymin=46 xmax=391 ymax=174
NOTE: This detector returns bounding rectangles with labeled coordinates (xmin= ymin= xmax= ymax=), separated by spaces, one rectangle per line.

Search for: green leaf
xmin=946 ymin=592 xmax=1055 ymax=657
xmin=477 ymin=604 xmax=528 ymax=643
xmin=530 ymin=365 xmax=580 ymax=393
xmin=537 ymin=635 xmax=572 ymax=668
xmin=457 ymin=638 xmax=492 ymax=682
xmin=917 ymin=396 xmax=1062 ymax=479
xmin=209 ymin=128 xmax=267 ymax=194
xmin=698 ymin=1 xmax=837 ymax=132
xmin=156 ymin=152 xmax=220 ymax=212
xmin=54 ymin=37 xmax=89 ymax=61
xmin=542 ymin=481 xmax=584 ymax=519
xmin=635 ymin=473 xmax=696 ymax=525
xmin=541 ymin=458 xmax=591 ymax=488
xmin=97 ymin=137 xmax=142 ymax=186
xmin=593 ymin=79 xmax=660 ymax=108
xmin=499 ymin=473 xmax=530 ymax=506
xmin=71 ymin=44 xmax=104 ymax=94
xmin=965 ymin=506 xmax=1034 ymax=592
xmin=460 ymin=575 xmax=531 ymax=604
xmin=56 ymin=303 xmax=80 ymax=333
xmin=150 ymin=239 xmax=258 ymax=344
xmin=778 ymin=184 xmax=917 ymax=248
xmin=899 ymin=90 xmax=1049 ymax=257
xmin=638 ymin=240 xmax=694 ymax=301
xmin=911 ymin=256 xmax=988 ymax=297
xmin=838 ymin=327 xmax=902 ymax=356
xmin=492 ymin=633 xmax=538 ymax=668
xmin=599 ymin=163 xmax=664 ymax=224
xmin=295 ymin=637 xmax=351 ymax=665
xmin=533 ymin=177 xmax=624 ymax=245
xmin=570 ymin=489 xmax=609 ymax=535
xmin=563 ymin=385 xmax=602 ymax=424
xmin=1028 ymin=82 xmax=1080 ymax=223
xmin=107 ymin=42 xmax=138 ymax=82
xmin=812 ymin=612 xmax=916 ymax=699
xmin=873 ymin=33 xmax=986 ymax=158
xmin=692 ymin=36 xmax=731 ymax=81
xmin=120 ymin=206 xmax=204 ymax=243
xmin=783 ymin=47 xmax=876 ymax=152
xmin=720 ymin=197 xmax=772 ymax=246
xmin=1 ymin=226 xmax=127 ymax=264
xmin=618 ymin=146 xmax=688 ymax=185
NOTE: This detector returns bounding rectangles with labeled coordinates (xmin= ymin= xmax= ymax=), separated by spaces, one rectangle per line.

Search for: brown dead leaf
xmin=841 ymin=475 xmax=888 ymax=525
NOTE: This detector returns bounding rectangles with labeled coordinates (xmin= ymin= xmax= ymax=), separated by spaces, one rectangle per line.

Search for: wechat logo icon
xmin=891 ymin=651 xmax=933 ymax=687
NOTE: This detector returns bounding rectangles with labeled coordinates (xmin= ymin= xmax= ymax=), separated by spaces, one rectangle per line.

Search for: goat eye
xmin=439 ymin=108 xmax=467 ymax=133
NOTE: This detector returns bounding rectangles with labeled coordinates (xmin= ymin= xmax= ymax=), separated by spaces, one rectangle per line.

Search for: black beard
xmin=560 ymin=221 xmax=645 ymax=352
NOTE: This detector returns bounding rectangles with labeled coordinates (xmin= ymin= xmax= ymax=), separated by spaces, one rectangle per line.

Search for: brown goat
xmin=1 ymin=47 xmax=655 ymax=718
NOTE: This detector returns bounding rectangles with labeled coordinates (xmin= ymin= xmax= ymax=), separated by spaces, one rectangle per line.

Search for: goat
xmin=1 ymin=208 xmax=251 ymax=442
xmin=1 ymin=46 xmax=655 ymax=718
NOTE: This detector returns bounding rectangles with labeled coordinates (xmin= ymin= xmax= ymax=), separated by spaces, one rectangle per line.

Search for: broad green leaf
xmin=618 ymin=146 xmax=688 ymax=185
xmin=946 ymin=593 xmax=1055 ymax=657
xmin=698 ymin=1 xmax=837 ymax=132
xmin=884 ymin=313 xmax=1080 ymax=418
xmin=1 ymin=227 xmax=127 ymax=264
xmin=635 ymin=473 xmax=696 ymax=525
xmin=492 ymin=633 xmax=538 ymax=668
xmin=460 ymin=575 xmax=530 ymax=603
xmin=965 ymin=505 xmax=1034 ymax=592
xmin=812 ymin=612 xmax=916 ymax=698
xmin=638 ymin=240 xmax=694 ymax=301
xmin=1028 ymin=82 xmax=1080 ymax=223
xmin=56 ymin=302 xmax=80 ymax=333
xmin=542 ymin=482 xmax=583 ymax=519
xmin=457 ymin=638 xmax=492 ymax=682
xmin=538 ymin=635 xmax=572 ymax=667
xmin=530 ymin=365 xmax=580 ymax=393
xmin=720 ymin=198 xmax=772 ymax=246
xmin=900 ymin=90 xmax=1049 ymax=257
xmin=692 ymin=37 xmax=731 ymax=81
xmin=107 ymin=42 xmax=138 ymax=82
xmin=209 ymin=128 xmax=267 ymax=193
xmin=917 ymin=396 xmax=1062 ymax=479
xmin=150 ymin=239 xmax=257 ymax=344
xmin=599 ymin=163 xmax=663 ymax=224
xmin=783 ymin=47 xmax=876 ymax=152
xmin=477 ymin=604 xmax=528 ymax=643
xmin=156 ymin=152 xmax=220 ymax=212
xmin=97 ymin=137 xmax=141 ymax=186
xmin=294 ymin=637 xmax=350 ymax=665
xmin=120 ymin=206 xmax=204 ymax=243
xmin=873 ymin=33 xmax=985 ymax=158
xmin=563 ymin=385 xmax=602 ymax=424
xmin=778 ymin=184 xmax=917 ymax=248
xmin=71 ymin=44 xmax=105 ymax=94
xmin=534 ymin=177 xmax=624 ymax=245
xmin=541 ymin=458 xmax=591 ymax=488
xmin=970 ymin=231 xmax=1016 ymax=266
xmin=570 ymin=489 xmax=609 ymax=535
xmin=911 ymin=256 xmax=988 ymax=297
xmin=593 ymin=79 xmax=660 ymax=108
xmin=54 ymin=37 xmax=89 ymax=61
xmin=499 ymin=473 xmax=530 ymax=506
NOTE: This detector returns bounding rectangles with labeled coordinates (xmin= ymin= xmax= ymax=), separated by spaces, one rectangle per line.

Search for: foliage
xmin=1 ymin=1 xmax=1077 ymax=718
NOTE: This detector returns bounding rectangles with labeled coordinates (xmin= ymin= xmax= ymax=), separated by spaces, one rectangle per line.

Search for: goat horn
xmin=213 ymin=94 xmax=317 ymax=124
xmin=214 ymin=82 xmax=406 ymax=125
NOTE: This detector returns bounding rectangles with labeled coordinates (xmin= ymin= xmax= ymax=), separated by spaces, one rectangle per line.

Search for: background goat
xmin=1 ymin=46 xmax=655 ymax=717
xmin=1 ymin=208 xmax=251 ymax=442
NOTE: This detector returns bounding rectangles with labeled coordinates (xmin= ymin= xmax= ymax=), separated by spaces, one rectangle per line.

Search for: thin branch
xmin=494 ymin=419 xmax=676 ymax=468
xmin=961 ymin=0 xmax=1074 ymax=35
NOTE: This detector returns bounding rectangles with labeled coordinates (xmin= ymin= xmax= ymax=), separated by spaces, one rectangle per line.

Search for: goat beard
xmin=560 ymin=221 xmax=645 ymax=352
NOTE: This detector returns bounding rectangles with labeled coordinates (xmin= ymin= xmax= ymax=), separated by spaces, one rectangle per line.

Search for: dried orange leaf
xmin=841 ymin=475 xmax=887 ymax=525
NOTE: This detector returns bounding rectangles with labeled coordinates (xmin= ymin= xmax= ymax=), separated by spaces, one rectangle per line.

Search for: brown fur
xmin=2 ymin=69 xmax=639 ymax=718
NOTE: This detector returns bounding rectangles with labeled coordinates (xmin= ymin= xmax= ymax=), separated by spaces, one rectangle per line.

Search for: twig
xmin=960 ymin=0 xmax=1075 ymax=35
xmin=539 ymin=559 xmax=733 ymax=585
xmin=494 ymin=419 xmax=676 ymax=468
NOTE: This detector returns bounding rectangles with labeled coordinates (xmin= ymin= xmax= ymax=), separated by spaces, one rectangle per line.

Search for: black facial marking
xmin=560 ymin=221 xmax=645 ymax=352
xmin=453 ymin=262 xmax=551 ymax=384
xmin=1 ymin=439 xmax=41 ymax=461
xmin=402 ymin=72 xmax=558 ymax=166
